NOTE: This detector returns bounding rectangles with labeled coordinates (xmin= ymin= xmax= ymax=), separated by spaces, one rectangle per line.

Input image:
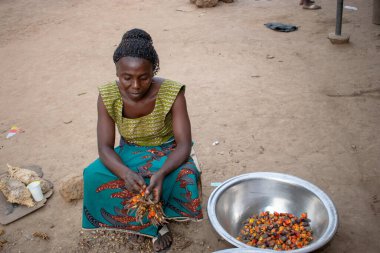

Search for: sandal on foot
xmin=303 ymin=4 xmax=321 ymax=10
xmin=152 ymin=225 xmax=172 ymax=253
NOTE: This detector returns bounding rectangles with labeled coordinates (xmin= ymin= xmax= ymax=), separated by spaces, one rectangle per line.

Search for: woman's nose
xmin=132 ymin=80 xmax=140 ymax=89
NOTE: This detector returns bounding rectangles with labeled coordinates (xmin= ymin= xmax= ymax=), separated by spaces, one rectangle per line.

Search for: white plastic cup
xmin=27 ymin=181 xmax=44 ymax=202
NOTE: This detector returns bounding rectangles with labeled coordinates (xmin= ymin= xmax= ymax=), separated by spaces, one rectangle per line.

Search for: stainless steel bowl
xmin=207 ymin=172 xmax=338 ymax=253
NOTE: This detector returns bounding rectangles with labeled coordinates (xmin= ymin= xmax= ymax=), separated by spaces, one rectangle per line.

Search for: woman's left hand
xmin=145 ymin=172 xmax=165 ymax=203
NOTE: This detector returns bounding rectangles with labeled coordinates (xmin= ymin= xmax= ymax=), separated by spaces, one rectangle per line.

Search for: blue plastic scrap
xmin=264 ymin=22 xmax=298 ymax=32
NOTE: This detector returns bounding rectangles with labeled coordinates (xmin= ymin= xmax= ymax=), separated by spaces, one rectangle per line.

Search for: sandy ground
xmin=0 ymin=0 xmax=379 ymax=252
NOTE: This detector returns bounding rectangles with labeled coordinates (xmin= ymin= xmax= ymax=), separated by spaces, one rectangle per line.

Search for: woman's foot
xmin=303 ymin=4 xmax=321 ymax=10
xmin=301 ymin=0 xmax=320 ymax=9
xmin=152 ymin=225 xmax=172 ymax=253
xmin=299 ymin=0 xmax=314 ymax=5
xmin=129 ymin=234 xmax=145 ymax=243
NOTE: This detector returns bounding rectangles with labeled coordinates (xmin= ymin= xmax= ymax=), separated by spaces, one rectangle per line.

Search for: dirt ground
xmin=0 ymin=0 xmax=379 ymax=252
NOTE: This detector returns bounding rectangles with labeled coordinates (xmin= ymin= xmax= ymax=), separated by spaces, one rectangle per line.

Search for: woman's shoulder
xmin=98 ymin=81 xmax=118 ymax=93
xmin=156 ymin=78 xmax=185 ymax=112
xmin=98 ymin=81 xmax=120 ymax=107
xmin=157 ymin=78 xmax=185 ymax=92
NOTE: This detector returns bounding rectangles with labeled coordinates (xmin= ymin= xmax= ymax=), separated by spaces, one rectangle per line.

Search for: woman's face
xmin=116 ymin=56 xmax=154 ymax=101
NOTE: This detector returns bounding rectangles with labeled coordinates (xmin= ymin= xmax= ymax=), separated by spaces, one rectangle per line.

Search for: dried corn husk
xmin=7 ymin=164 xmax=39 ymax=185
xmin=7 ymin=164 xmax=53 ymax=194
xmin=0 ymin=176 xmax=35 ymax=207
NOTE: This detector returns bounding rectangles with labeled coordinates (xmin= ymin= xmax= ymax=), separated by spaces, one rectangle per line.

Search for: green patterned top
xmin=98 ymin=79 xmax=184 ymax=146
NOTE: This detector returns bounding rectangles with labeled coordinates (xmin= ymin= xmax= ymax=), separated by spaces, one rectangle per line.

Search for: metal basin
xmin=208 ymin=172 xmax=338 ymax=253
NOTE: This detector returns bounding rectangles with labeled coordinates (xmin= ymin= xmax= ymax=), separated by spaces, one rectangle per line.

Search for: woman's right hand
xmin=123 ymin=170 xmax=146 ymax=193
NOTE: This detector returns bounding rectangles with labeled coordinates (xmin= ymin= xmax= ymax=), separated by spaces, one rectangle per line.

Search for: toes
xmin=153 ymin=242 xmax=159 ymax=251
xmin=153 ymin=239 xmax=162 ymax=251
xmin=153 ymin=235 xmax=172 ymax=252
xmin=163 ymin=236 xmax=169 ymax=248
xmin=129 ymin=234 xmax=137 ymax=242
xmin=163 ymin=234 xmax=172 ymax=248
xmin=137 ymin=235 xmax=145 ymax=243
xmin=130 ymin=234 xmax=145 ymax=244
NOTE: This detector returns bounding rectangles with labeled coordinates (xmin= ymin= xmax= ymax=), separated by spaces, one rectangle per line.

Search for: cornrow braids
xmin=113 ymin=28 xmax=160 ymax=75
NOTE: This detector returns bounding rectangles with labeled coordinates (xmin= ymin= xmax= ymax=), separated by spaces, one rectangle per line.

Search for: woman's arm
xmin=97 ymin=94 xmax=145 ymax=192
xmin=158 ymin=89 xmax=192 ymax=176
xmin=146 ymin=89 xmax=192 ymax=202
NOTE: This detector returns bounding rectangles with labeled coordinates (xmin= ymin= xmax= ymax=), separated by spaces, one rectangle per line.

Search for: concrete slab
xmin=328 ymin=33 xmax=350 ymax=44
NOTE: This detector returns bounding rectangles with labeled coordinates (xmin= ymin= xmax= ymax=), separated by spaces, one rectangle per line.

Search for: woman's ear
xmin=115 ymin=63 xmax=119 ymax=77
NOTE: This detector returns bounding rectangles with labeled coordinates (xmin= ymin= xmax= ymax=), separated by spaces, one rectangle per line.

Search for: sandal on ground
xmin=152 ymin=225 xmax=172 ymax=253
xmin=303 ymin=4 xmax=321 ymax=10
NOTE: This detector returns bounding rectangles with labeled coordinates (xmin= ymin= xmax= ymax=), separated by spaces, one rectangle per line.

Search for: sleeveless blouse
xmin=98 ymin=79 xmax=184 ymax=146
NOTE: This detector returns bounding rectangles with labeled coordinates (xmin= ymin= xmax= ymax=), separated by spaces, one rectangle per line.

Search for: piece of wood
xmin=0 ymin=166 xmax=53 ymax=225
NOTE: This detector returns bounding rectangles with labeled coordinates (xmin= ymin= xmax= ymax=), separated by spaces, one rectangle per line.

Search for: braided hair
xmin=113 ymin=28 xmax=160 ymax=75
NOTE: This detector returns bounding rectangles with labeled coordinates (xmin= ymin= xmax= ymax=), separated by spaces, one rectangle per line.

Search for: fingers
xmin=145 ymin=176 xmax=157 ymax=196
xmin=125 ymin=176 xmax=144 ymax=193
xmin=135 ymin=177 xmax=146 ymax=189
xmin=131 ymin=173 xmax=146 ymax=192
xmin=132 ymin=183 xmax=141 ymax=193
xmin=123 ymin=177 xmax=132 ymax=191
xmin=127 ymin=179 xmax=140 ymax=193
xmin=153 ymin=187 xmax=161 ymax=203
xmin=145 ymin=183 xmax=158 ymax=202
xmin=145 ymin=184 xmax=153 ymax=196
xmin=125 ymin=173 xmax=162 ymax=202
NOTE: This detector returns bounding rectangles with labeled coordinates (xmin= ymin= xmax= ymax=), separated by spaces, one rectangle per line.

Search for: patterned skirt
xmin=82 ymin=139 xmax=203 ymax=238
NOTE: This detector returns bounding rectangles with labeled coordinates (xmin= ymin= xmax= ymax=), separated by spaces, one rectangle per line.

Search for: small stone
xmin=58 ymin=173 xmax=83 ymax=202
